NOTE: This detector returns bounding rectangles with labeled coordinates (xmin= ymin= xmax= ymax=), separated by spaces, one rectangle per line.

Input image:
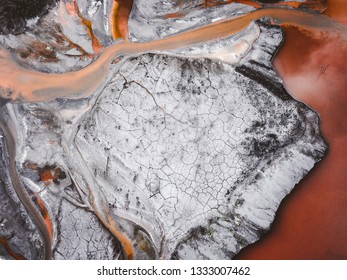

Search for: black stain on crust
xmin=235 ymin=64 xmax=292 ymax=101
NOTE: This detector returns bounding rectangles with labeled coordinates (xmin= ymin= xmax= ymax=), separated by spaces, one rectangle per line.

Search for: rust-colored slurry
xmin=110 ymin=1 xmax=121 ymax=39
xmin=0 ymin=120 xmax=52 ymax=259
xmin=164 ymin=12 xmax=186 ymax=19
xmin=35 ymin=196 xmax=54 ymax=241
xmin=58 ymin=31 xmax=91 ymax=57
xmin=0 ymin=237 xmax=26 ymax=260
xmin=324 ymin=0 xmax=347 ymax=24
xmin=66 ymin=0 xmax=103 ymax=53
xmin=115 ymin=0 xmax=134 ymax=39
xmin=2 ymin=8 xmax=345 ymax=104
xmin=236 ymin=26 xmax=347 ymax=259
xmin=39 ymin=169 xmax=56 ymax=186
xmin=90 ymin=191 xmax=135 ymax=260
xmin=37 ymin=165 xmax=67 ymax=186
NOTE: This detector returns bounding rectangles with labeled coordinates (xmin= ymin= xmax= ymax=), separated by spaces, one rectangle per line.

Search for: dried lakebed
xmin=0 ymin=2 xmax=330 ymax=259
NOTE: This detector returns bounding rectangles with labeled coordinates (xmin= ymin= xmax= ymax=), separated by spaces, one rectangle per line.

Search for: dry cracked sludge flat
xmin=0 ymin=0 xmax=326 ymax=259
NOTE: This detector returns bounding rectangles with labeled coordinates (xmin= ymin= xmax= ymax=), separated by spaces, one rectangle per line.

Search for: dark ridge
xmin=0 ymin=97 xmax=9 ymax=108
xmin=0 ymin=0 xmax=57 ymax=35
xmin=170 ymin=225 xmax=208 ymax=260
xmin=248 ymin=59 xmax=273 ymax=71
xmin=235 ymin=65 xmax=292 ymax=101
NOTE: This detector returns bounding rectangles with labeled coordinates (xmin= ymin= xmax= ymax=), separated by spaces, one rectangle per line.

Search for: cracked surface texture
xmin=54 ymin=200 xmax=122 ymax=260
xmin=0 ymin=0 xmax=329 ymax=259
xmin=73 ymin=22 xmax=326 ymax=258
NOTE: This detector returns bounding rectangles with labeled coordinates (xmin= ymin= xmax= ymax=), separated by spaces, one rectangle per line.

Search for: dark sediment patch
xmin=235 ymin=64 xmax=291 ymax=100
xmin=0 ymin=0 xmax=57 ymax=35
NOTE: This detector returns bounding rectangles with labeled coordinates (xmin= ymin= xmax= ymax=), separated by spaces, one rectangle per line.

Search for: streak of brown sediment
xmin=1 ymin=8 xmax=345 ymax=102
xmin=323 ymin=0 xmax=347 ymax=24
xmin=35 ymin=196 xmax=54 ymax=241
xmin=58 ymin=31 xmax=92 ymax=58
xmin=89 ymin=191 xmax=135 ymax=260
xmin=164 ymin=12 xmax=186 ymax=19
xmin=0 ymin=237 xmax=26 ymax=260
xmin=67 ymin=0 xmax=103 ymax=53
xmin=236 ymin=23 xmax=347 ymax=259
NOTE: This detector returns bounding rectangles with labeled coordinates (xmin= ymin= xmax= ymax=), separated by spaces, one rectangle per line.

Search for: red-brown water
xmin=236 ymin=2 xmax=347 ymax=259
xmin=324 ymin=0 xmax=347 ymax=24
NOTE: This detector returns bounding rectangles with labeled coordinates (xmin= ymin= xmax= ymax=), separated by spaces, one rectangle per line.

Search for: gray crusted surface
xmin=74 ymin=22 xmax=326 ymax=258
xmin=129 ymin=0 xmax=255 ymax=42
xmin=54 ymin=200 xmax=122 ymax=260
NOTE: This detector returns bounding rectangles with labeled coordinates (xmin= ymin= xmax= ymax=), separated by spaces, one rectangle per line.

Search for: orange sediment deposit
xmin=58 ymin=31 xmax=92 ymax=58
xmin=164 ymin=12 xmax=186 ymax=19
xmin=38 ymin=165 xmax=67 ymax=186
xmin=25 ymin=162 xmax=67 ymax=187
xmin=111 ymin=0 xmax=134 ymax=40
xmin=39 ymin=170 xmax=54 ymax=186
xmin=110 ymin=1 xmax=121 ymax=39
xmin=90 ymin=191 xmax=135 ymax=260
xmin=106 ymin=211 xmax=135 ymax=260
xmin=33 ymin=195 xmax=54 ymax=241
xmin=236 ymin=24 xmax=347 ymax=259
xmin=66 ymin=0 xmax=103 ymax=53
xmin=0 ymin=236 xmax=26 ymax=260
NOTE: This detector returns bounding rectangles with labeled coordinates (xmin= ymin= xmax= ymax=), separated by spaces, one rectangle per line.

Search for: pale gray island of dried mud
xmin=0 ymin=0 xmax=326 ymax=260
